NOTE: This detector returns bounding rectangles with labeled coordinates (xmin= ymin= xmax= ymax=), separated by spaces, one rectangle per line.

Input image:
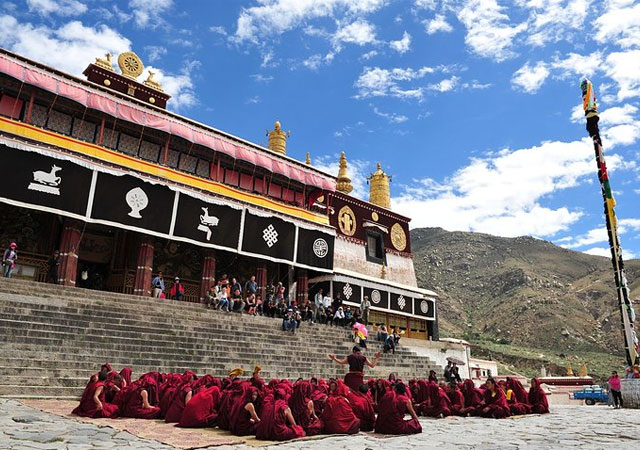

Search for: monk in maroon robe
xmin=256 ymin=389 xmax=306 ymax=441
xmin=229 ymin=385 xmax=263 ymax=436
xmin=528 ymin=377 xmax=550 ymax=414
xmin=375 ymin=382 xmax=421 ymax=435
xmin=480 ymin=378 xmax=510 ymax=419
xmin=217 ymin=378 xmax=245 ymax=430
xmin=500 ymin=380 xmax=529 ymax=415
xmin=72 ymin=372 xmax=119 ymax=418
xmin=420 ymin=381 xmax=452 ymax=418
xmin=105 ymin=374 xmax=126 ymax=404
xmin=178 ymin=385 xmax=221 ymax=428
xmin=119 ymin=367 xmax=132 ymax=386
xmin=320 ymin=381 xmax=360 ymax=435
xmin=348 ymin=384 xmax=376 ymax=431
xmin=117 ymin=379 xmax=161 ymax=419
xmin=459 ymin=379 xmax=484 ymax=416
xmin=506 ymin=377 xmax=531 ymax=414
xmin=165 ymin=373 xmax=194 ymax=423
xmin=445 ymin=383 xmax=465 ymax=416
xmin=329 ymin=346 xmax=381 ymax=392
xmin=288 ymin=380 xmax=323 ymax=436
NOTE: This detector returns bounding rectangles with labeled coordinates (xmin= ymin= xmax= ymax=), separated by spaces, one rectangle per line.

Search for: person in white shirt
xmin=313 ymin=288 xmax=324 ymax=323
xmin=332 ymin=306 xmax=345 ymax=327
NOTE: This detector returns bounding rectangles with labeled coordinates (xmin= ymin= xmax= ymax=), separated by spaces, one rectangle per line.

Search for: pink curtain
xmin=0 ymin=57 xmax=25 ymax=81
xmin=58 ymin=82 xmax=88 ymax=106
xmin=88 ymin=93 xmax=118 ymax=116
xmin=145 ymin=113 xmax=171 ymax=132
xmin=25 ymin=69 xmax=57 ymax=93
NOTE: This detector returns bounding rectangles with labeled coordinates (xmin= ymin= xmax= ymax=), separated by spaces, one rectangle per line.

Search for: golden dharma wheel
xmin=391 ymin=223 xmax=407 ymax=251
xmin=118 ymin=52 xmax=144 ymax=79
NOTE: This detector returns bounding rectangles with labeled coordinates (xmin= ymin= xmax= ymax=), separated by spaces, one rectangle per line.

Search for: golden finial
xmin=143 ymin=70 xmax=164 ymax=92
xmin=381 ymin=263 xmax=387 ymax=279
xmin=267 ymin=121 xmax=290 ymax=155
xmin=368 ymin=162 xmax=392 ymax=209
xmin=579 ymin=363 xmax=587 ymax=377
xmin=336 ymin=151 xmax=354 ymax=194
xmin=95 ymin=52 xmax=114 ymax=71
xmin=566 ymin=362 xmax=574 ymax=377
xmin=305 ymin=153 xmax=311 ymax=165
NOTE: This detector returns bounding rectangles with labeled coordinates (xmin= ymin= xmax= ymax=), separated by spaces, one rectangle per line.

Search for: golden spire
xmin=368 ymin=162 xmax=391 ymax=209
xmin=143 ymin=70 xmax=164 ymax=92
xmin=267 ymin=121 xmax=289 ymax=155
xmin=579 ymin=363 xmax=587 ymax=377
xmin=566 ymin=362 xmax=574 ymax=377
xmin=336 ymin=151 xmax=354 ymax=194
xmin=95 ymin=53 xmax=114 ymax=72
xmin=305 ymin=153 xmax=311 ymax=165
xmin=381 ymin=263 xmax=387 ymax=279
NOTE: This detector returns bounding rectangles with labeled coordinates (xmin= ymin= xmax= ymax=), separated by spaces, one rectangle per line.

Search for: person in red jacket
xmin=170 ymin=277 xmax=185 ymax=301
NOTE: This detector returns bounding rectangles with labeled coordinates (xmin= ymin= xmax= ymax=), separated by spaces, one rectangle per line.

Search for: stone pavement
xmin=2 ymin=398 xmax=640 ymax=449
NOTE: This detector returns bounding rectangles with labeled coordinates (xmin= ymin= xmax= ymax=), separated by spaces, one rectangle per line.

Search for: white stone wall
xmin=403 ymin=338 xmax=471 ymax=379
xmin=333 ymin=237 xmax=419 ymax=287
xmin=621 ymin=379 xmax=640 ymax=408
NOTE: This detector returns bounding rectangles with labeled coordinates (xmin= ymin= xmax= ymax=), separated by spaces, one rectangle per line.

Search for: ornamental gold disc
xmin=391 ymin=223 xmax=407 ymax=251
xmin=118 ymin=52 xmax=144 ymax=79
xmin=338 ymin=206 xmax=357 ymax=237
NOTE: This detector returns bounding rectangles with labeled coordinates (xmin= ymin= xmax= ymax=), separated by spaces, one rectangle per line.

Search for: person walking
xmin=608 ymin=371 xmax=623 ymax=409
xmin=152 ymin=271 xmax=165 ymax=298
xmin=2 ymin=242 xmax=18 ymax=278
xmin=360 ymin=296 xmax=371 ymax=325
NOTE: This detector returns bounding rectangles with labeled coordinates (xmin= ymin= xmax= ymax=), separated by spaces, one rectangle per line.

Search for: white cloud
xmin=604 ymin=50 xmax=640 ymax=101
xmin=209 ymin=26 xmax=227 ymax=36
xmin=389 ymin=31 xmax=411 ymax=53
xmin=511 ymin=61 xmax=550 ymax=94
xmin=360 ymin=50 xmax=378 ymax=60
xmin=371 ymin=105 xmax=408 ymax=123
xmin=427 ymin=76 xmax=459 ymax=92
xmin=354 ymin=65 xmax=441 ymax=99
xmin=599 ymin=104 xmax=638 ymax=126
xmin=560 ymin=226 xmax=608 ymax=249
xmin=520 ymin=0 xmax=592 ymax=47
xmin=456 ymin=0 xmax=527 ymax=61
xmin=334 ymin=19 xmax=377 ymax=46
xmin=414 ymin=0 xmax=437 ymax=8
xmin=245 ymin=95 xmax=261 ymax=104
xmin=233 ymin=0 xmax=386 ymax=44
xmin=301 ymin=53 xmax=335 ymax=70
xmin=0 ymin=16 xmax=131 ymax=76
xmin=392 ymin=138 xmax=611 ymax=237
xmin=583 ymin=246 xmax=637 ymax=259
xmin=251 ymin=74 xmax=274 ymax=83
xmin=603 ymin=124 xmax=640 ymax=147
xmin=129 ymin=0 xmax=173 ymax=28
xmin=595 ymin=1 xmax=640 ymax=48
xmin=26 ymin=0 xmax=87 ymax=16
xmin=144 ymin=45 xmax=167 ymax=63
xmin=424 ymin=14 xmax=453 ymax=34
xmin=551 ymin=52 xmax=602 ymax=79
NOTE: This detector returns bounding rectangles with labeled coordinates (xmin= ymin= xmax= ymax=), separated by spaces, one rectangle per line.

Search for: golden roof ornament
xmin=381 ymin=263 xmax=387 ymax=279
xmin=305 ymin=153 xmax=311 ymax=165
xmin=143 ymin=70 xmax=164 ymax=92
xmin=95 ymin=53 xmax=114 ymax=72
xmin=566 ymin=362 xmax=574 ymax=377
xmin=267 ymin=121 xmax=290 ymax=155
xmin=368 ymin=162 xmax=391 ymax=209
xmin=336 ymin=151 xmax=354 ymax=194
xmin=579 ymin=363 xmax=587 ymax=377
xmin=117 ymin=51 xmax=144 ymax=80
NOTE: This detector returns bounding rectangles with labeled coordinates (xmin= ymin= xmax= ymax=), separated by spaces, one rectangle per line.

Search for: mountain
xmin=410 ymin=228 xmax=640 ymax=375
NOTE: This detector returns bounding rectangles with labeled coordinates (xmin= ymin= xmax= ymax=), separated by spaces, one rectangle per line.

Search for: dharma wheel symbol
xmin=371 ymin=290 xmax=381 ymax=304
xmin=125 ymin=187 xmax=149 ymax=219
xmin=420 ymin=300 xmax=429 ymax=314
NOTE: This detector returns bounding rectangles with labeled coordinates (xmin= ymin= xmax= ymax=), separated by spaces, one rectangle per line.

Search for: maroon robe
xmin=481 ymin=387 xmax=510 ymax=419
xmin=320 ymin=382 xmax=360 ymax=435
xmin=72 ymin=381 xmax=119 ymax=418
xmin=374 ymin=391 xmax=422 ymax=435
xmin=256 ymin=389 xmax=306 ymax=441
xmin=217 ymin=379 xmax=245 ymax=430
xmin=347 ymin=389 xmax=376 ymax=431
xmin=229 ymin=385 xmax=262 ymax=436
xmin=420 ymin=382 xmax=452 ymax=418
xmin=289 ymin=381 xmax=323 ymax=436
xmin=460 ymin=379 xmax=484 ymax=415
xmin=344 ymin=353 xmax=366 ymax=391
xmin=117 ymin=381 xmax=161 ymax=419
xmin=528 ymin=378 xmax=550 ymax=414
xmin=165 ymin=383 xmax=193 ymax=423
xmin=446 ymin=386 xmax=465 ymax=415
xmin=178 ymin=386 xmax=221 ymax=428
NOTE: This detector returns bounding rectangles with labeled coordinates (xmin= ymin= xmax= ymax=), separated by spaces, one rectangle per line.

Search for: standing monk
xmin=328 ymin=346 xmax=381 ymax=392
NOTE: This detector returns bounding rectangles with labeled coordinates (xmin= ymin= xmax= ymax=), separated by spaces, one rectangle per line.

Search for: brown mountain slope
xmin=411 ymin=228 xmax=640 ymax=357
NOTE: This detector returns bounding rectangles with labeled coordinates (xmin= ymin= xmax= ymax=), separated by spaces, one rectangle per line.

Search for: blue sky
xmin=1 ymin=0 xmax=639 ymax=258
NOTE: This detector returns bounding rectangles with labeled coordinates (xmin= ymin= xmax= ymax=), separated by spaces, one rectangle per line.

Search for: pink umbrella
xmin=353 ymin=322 xmax=368 ymax=337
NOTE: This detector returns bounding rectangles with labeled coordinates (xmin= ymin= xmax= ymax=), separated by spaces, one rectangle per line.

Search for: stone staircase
xmin=0 ymin=278 xmax=442 ymax=399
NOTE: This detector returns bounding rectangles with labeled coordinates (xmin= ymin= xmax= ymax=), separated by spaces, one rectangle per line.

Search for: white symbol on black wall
xmin=343 ymin=283 xmax=353 ymax=300
xmin=28 ymin=165 xmax=62 ymax=195
xmin=262 ymin=224 xmax=279 ymax=248
xmin=371 ymin=290 xmax=381 ymax=304
xmin=197 ymin=206 xmax=219 ymax=241
xmin=125 ymin=187 xmax=148 ymax=219
xmin=398 ymin=295 xmax=406 ymax=310
xmin=313 ymin=238 xmax=329 ymax=258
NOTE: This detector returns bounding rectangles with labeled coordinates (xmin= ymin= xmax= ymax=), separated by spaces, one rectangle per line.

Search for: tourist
xmin=322 ymin=291 xmax=332 ymax=312
xmin=528 ymin=377 xmax=550 ymax=414
xmin=205 ymin=285 xmax=218 ymax=309
xmin=328 ymin=346 xmax=381 ymax=391
xmin=384 ymin=333 xmax=396 ymax=354
xmin=72 ymin=371 xmax=119 ymax=418
xmin=264 ymin=296 xmax=277 ymax=317
xmin=255 ymin=295 xmax=264 ymax=315
xmin=178 ymin=385 xmax=221 ymax=428
xmin=275 ymin=282 xmax=285 ymax=303
xmin=244 ymin=275 xmax=258 ymax=297
xmin=321 ymin=380 xmax=361 ymax=434
xmin=360 ymin=296 xmax=371 ymax=325
xmin=375 ymin=382 xmax=422 ymax=435
xmin=377 ymin=324 xmax=388 ymax=342
xmin=624 ymin=367 xmax=633 ymax=379
xmin=332 ymin=306 xmax=345 ymax=327
xmin=480 ymin=378 xmax=510 ymax=418
xmin=246 ymin=293 xmax=258 ymax=315
xmin=229 ymin=385 xmax=262 ymax=436
xmin=348 ymin=384 xmax=376 ymax=431
xmin=344 ymin=306 xmax=353 ymax=326
xmin=608 ymin=371 xmax=623 ymax=409
xmin=46 ymin=250 xmax=60 ymax=284
xmin=451 ymin=363 xmax=462 ymax=383
xmin=170 ymin=277 xmax=184 ymax=301
xmin=316 ymin=305 xmax=327 ymax=324
xmin=218 ymin=274 xmax=230 ymax=289
xmin=332 ymin=292 xmax=343 ymax=312
xmin=218 ymin=284 xmax=230 ymax=312
xmin=288 ymin=380 xmax=323 ymax=435
xmin=231 ymin=277 xmax=242 ymax=296
xmin=313 ymin=288 xmax=323 ymax=323
xmin=2 ymin=242 xmax=18 ymax=278
xmin=443 ymin=361 xmax=453 ymax=383
xmin=230 ymin=287 xmax=245 ymax=313
xmin=152 ymin=271 xmax=164 ymax=298
xmin=392 ymin=328 xmax=401 ymax=346
xmin=282 ymin=309 xmax=296 ymax=333
xmin=255 ymin=388 xmax=306 ymax=441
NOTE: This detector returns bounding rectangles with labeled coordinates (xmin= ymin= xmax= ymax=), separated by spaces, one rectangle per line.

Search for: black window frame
xmin=365 ymin=229 xmax=386 ymax=264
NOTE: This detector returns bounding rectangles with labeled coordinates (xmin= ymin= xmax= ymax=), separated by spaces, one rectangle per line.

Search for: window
xmin=365 ymin=230 xmax=385 ymax=263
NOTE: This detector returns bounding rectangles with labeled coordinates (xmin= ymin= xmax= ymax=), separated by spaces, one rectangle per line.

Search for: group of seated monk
xmin=72 ymin=363 xmax=549 ymax=442
xmin=407 ymin=375 xmax=549 ymax=419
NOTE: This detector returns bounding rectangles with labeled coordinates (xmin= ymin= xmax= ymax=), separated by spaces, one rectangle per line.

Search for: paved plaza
xmin=1 ymin=399 xmax=639 ymax=449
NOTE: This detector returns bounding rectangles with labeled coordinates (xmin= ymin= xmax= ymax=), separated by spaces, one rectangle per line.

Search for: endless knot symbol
xmin=343 ymin=283 xmax=353 ymax=300
xmin=262 ymin=224 xmax=279 ymax=248
xmin=371 ymin=290 xmax=381 ymax=304
xmin=398 ymin=295 xmax=406 ymax=310
xmin=420 ymin=300 xmax=429 ymax=314
xmin=313 ymin=238 xmax=329 ymax=258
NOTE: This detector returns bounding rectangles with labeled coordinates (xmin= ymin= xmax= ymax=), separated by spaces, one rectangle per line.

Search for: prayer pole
xmin=580 ymin=79 xmax=639 ymax=366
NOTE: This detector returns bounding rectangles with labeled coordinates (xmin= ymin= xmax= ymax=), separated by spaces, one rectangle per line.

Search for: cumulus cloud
xmin=129 ymin=0 xmax=173 ymax=28
xmin=354 ymin=65 xmax=442 ymax=99
xmin=604 ymin=50 xmax=640 ymax=101
xmin=26 ymin=0 xmax=87 ymax=16
xmin=520 ymin=0 xmax=592 ymax=47
xmin=424 ymin=14 xmax=453 ymax=34
xmin=389 ymin=31 xmax=411 ymax=53
xmin=427 ymin=76 xmax=460 ymax=92
xmin=595 ymin=0 xmax=640 ymax=48
xmin=551 ymin=51 xmax=603 ymax=79
xmin=142 ymin=61 xmax=200 ymax=111
xmin=561 ymin=219 xmax=640 ymax=250
xmin=334 ymin=19 xmax=377 ymax=46
xmin=511 ymin=61 xmax=550 ymax=94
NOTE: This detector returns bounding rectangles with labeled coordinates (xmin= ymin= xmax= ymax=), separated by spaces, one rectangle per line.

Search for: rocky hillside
xmin=411 ymin=228 xmax=640 ymax=358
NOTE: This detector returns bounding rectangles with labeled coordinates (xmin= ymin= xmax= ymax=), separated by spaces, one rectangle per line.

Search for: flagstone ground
xmin=1 ymin=399 xmax=639 ymax=449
